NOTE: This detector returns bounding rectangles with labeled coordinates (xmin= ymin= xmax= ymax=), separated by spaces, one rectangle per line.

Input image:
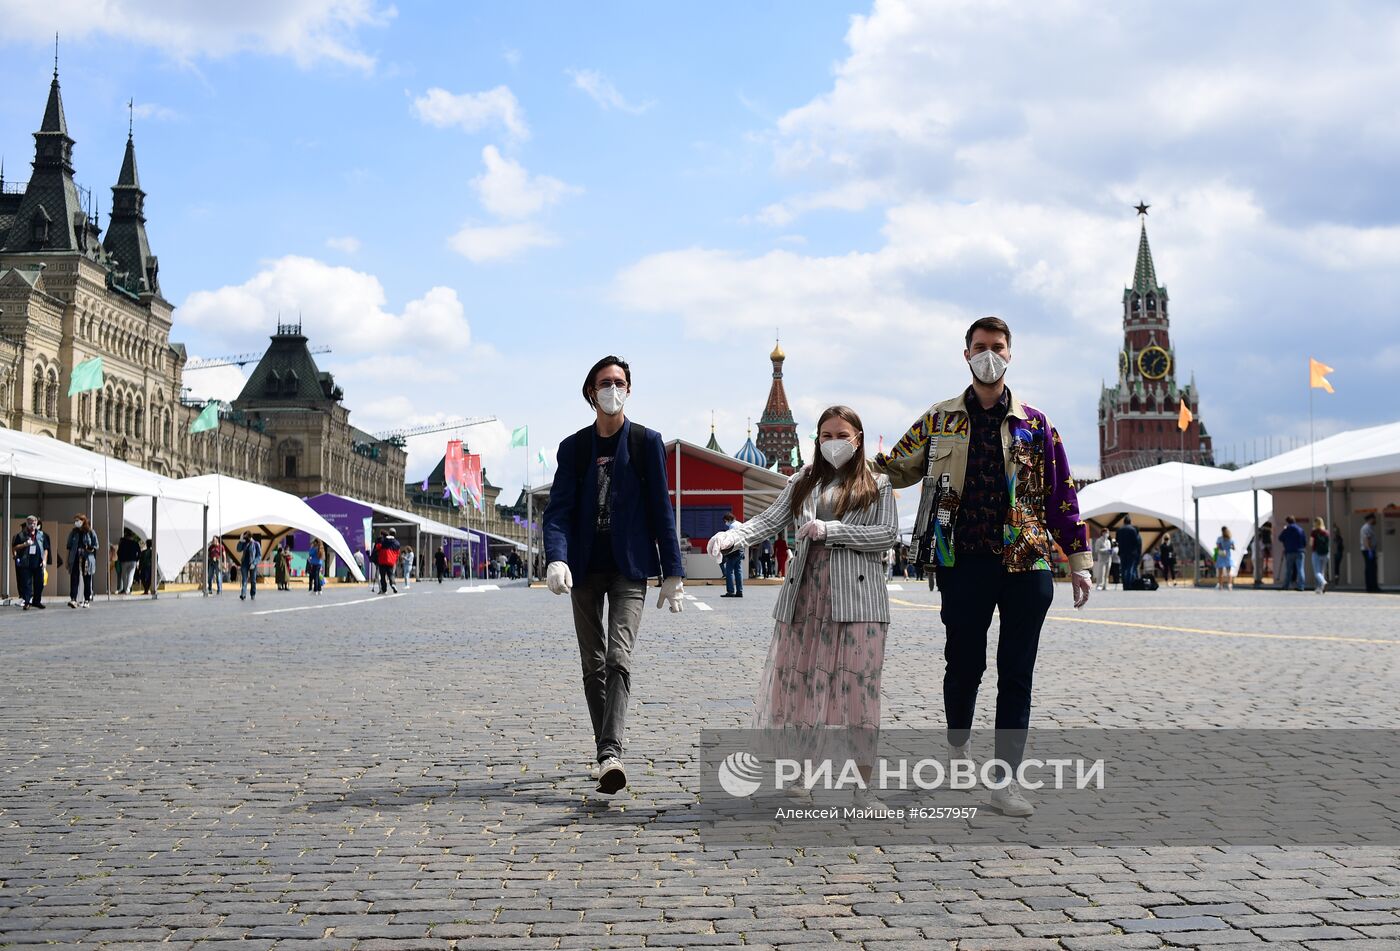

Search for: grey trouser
xmin=570 ymin=571 xmax=647 ymax=763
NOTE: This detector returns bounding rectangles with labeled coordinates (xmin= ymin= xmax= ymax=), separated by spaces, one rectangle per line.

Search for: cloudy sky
xmin=2 ymin=0 xmax=1396 ymax=493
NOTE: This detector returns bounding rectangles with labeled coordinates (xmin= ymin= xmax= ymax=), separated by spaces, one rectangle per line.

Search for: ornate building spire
xmin=1132 ymin=220 xmax=1160 ymax=296
xmin=1 ymin=64 xmax=92 ymax=254
xmin=704 ymin=410 xmax=724 ymax=454
xmin=755 ymin=335 xmax=801 ymax=474
xmin=103 ymin=118 xmax=160 ymax=296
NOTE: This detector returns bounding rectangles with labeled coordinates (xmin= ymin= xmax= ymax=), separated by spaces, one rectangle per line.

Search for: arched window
xmin=135 ymin=400 xmax=144 ymax=439
xmin=45 ymin=370 xmax=58 ymax=418
xmin=32 ymin=366 xmax=44 ymax=415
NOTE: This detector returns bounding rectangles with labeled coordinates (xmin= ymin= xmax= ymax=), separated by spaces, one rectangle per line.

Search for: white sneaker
xmin=596 ymin=757 xmax=627 ymax=794
xmin=948 ymin=740 xmax=974 ymax=766
xmin=67 ymin=600 xmax=78 ymax=609
xmin=589 ymin=761 xmax=601 ymax=781
xmin=853 ymin=786 xmax=893 ymax=812
xmin=991 ymin=782 xmax=1035 ymax=817
xmin=783 ymin=781 xmax=813 ymax=800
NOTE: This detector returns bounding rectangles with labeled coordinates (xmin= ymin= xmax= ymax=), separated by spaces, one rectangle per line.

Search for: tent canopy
xmin=1077 ymin=461 xmax=1271 ymax=554
xmin=125 ymin=474 xmax=365 ymax=582
xmin=1194 ymin=421 xmax=1400 ymax=497
xmin=0 ymin=427 xmax=206 ymax=502
xmin=333 ymin=493 xmax=470 ymax=541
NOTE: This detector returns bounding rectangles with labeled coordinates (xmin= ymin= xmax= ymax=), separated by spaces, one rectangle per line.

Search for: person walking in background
xmin=719 ymin=513 xmax=744 ymax=598
xmin=874 ymin=316 xmax=1093 ymax=817
xmin=775 ymin=534 xmax=789 ymax=577
xmin=307 ymin=540 xmax=325 ymax=595
xmin=273 ymin=541 xmax=290 ymax=591
xmin=13 ymin=515 xmax=49 ymax=610
xmin=1109 ymin=538 xmax=1121 ymax=587
xmin=1092 ymin=529 xmax=1112 ymax=590
xmin=1279 ymin=516 xmax=1307 ymax=591
xmin=1331 ymin=522 xmax=1346 ymax=584
xmin=542 ymin=354 xmax=685 ymax=796
xmin=237 ymin=531 xmax=262 ymax=601
xmin=1361 ymin=513 xmax=1380 ymax=592
xmin=1215 ymin=526 xmax=1236 ymax=591
xmin=709 ymin=405 xmax=898 ymax=809
xmin=207 ymin=535 xmax=225 ymax=595
xmin=1259 ymin=521 xmax=1274 ymax=580
xmin=1116 ymin=516 xmax=1141 ymax=588
xmin=116 ymin=529 xmax=140 ymax=594
xmin=372 ymin=529 xmax=400 ymax=594
xmin=402 ymin=545 xmax=416 ymax=589
xmin=138 ymin=539 xmax=155 ymax=595
xmin=1309 ymin=518 xmax=1330 ymax=594
xmin=65 ymin=514 xmax=98 ymax=609
xmin=434 ymin=544 xmax=448 ymax=584
xmin=1159 ymin=534 xmax=1177 ymax=585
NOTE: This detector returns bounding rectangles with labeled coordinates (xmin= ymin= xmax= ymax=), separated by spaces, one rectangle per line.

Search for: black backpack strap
xmin=628 ymin=422 xmax=649 ymax=489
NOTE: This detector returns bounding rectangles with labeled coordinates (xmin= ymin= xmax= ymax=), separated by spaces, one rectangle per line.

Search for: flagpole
xmin=524 ymin=431 xmax=533 ymax=585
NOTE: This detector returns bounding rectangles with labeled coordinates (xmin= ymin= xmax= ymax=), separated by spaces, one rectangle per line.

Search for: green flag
xmin=189 ymin=400 xmax=220 ymax=433
xmin=67 ymin=356 xmax=104 ymax=396
xmin=790 ymin=446 xmax=800 ymax=467
xmin=511 ymin=425 xmax=529 ymax=448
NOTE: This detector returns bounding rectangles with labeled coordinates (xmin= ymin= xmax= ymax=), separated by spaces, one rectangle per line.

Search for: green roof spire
xmin=1132 ymin=220 xmax=1159 ymax=296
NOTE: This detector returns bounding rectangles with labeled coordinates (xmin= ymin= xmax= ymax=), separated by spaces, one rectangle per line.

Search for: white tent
xmin=0 ymin=427 xmax=206 ymax=502
xmin=125 ymin=474 xmax=365 ymax=582
xmin=1077 ymin=461 xmax=1271 ymax=557
xmin=1193 ymin=421 xmax=1400 ymax=497
xmin=335 ymin=493 xmax=471 ymax=542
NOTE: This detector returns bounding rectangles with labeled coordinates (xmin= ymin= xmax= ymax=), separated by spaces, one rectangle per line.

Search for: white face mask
xmin=820 ymin=438 xmax=858 ymax=469
xmin=968 ymin=349 xmax=1009 ymax=385
xmin=74 ymin=520 xmax=83 ymax=528
xmin=596 ymin=386 xmax=628 ymax=416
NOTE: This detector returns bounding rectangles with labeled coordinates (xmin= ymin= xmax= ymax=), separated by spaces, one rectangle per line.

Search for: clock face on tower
xmin=1119 ymin=351 xmax=1128 ymax=375
xmin=1138 ymin=345 xmax=1171 ymax=380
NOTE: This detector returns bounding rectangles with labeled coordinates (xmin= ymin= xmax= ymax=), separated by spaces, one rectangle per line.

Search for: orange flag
xmin=1177 ymin=400 xmax=1193 ymax=432
xmin=1309 ymin=358 xmax=1335 ymax=393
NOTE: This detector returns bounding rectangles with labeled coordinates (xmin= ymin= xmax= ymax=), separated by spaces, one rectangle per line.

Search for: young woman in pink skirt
xmin=709 ymin=405 xmax=898 ymax=805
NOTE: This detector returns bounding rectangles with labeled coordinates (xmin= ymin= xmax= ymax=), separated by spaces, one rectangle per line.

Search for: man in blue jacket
xmin=1278 ymin=515 xmax=1307 ymax=591
xmin=1116 ymin=515 xmax=1142 ymax=588
xmin=543 ymin=355 xmax=685 ymax=795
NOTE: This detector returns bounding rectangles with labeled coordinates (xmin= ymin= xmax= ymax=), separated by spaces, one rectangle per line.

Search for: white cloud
xmin=325 ymin=235 xmax=361 ymax=254
xmin=448 ymin=222 xmax=559 ymax=263
xmin=131 ymin=102 xmax=179 ymax=121
xmin=0 ymin=0 xmax=393 ymax=69
xmin=411 ymin=85 xmax=529 ymax=140
xmin=179 ymin=363 xmax=247 ymax=404
xmin=568 ymin=68 xmax=654 ymax=114
xmin=180 ymin=255 xmax=472 ymax=354
xmin=471 ymin=145 xmax=579 ymax=220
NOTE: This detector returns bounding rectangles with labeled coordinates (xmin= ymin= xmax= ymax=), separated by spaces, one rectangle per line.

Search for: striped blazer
xmin=732 ymin=467 xmax=898 ymax=624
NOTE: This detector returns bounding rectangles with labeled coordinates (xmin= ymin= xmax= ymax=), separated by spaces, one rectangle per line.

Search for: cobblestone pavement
xmin=3 ymin=579 xmax=1399 ymax=950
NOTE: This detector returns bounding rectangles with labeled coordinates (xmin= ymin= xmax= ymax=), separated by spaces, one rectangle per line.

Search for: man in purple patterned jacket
xmin=874 ymin=316 xmax=1092 ymax=817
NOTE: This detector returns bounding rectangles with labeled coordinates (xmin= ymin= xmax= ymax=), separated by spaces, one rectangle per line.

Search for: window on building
xmin=284 ymin=455 xmax=298 ymax=479
xmin=282 ymin=370 xmax=299 ymax=396
xmin=265 ymin=370 xmax=281 ymax=395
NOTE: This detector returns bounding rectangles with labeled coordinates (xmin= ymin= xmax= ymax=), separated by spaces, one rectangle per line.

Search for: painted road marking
xmin=456 ymin=585 xmax=501 ymax=593
xmin=253 ymin=593 xmax=405 ymax=616
xmin=887 ymin=597 xmax=1397 ymax=645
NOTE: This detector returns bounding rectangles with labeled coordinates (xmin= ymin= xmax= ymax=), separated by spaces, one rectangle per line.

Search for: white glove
xmin=657 ymin=576 xmax=684 ymax=612
xmin=707 ymin=530 xmax=742 ymax=562
xmin=1072 ymin=569 xmax=1092 ymax=609
xmin=546 ymin=561 xmax=573 ymax=595
xmin=796 ymin=520 xmax=828 ymax=542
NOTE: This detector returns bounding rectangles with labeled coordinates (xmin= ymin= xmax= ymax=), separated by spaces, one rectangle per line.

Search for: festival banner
xmin=462 ymin=452 xmax=484 ymax=511
xmin=444 ymin=439 xmax=466 ymax=506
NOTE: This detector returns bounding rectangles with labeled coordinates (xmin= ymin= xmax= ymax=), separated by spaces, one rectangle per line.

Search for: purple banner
xmin=303 ymin=493 xmax=374 ymax=556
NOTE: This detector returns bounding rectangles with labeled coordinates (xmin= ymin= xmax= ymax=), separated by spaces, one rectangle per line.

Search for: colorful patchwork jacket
xmin=873 ymin=388 xmax=1092 ymax=574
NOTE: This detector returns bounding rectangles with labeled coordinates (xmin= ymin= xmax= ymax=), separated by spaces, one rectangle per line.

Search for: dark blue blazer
xmin=543 ymin=419 xmax=685 ymax=581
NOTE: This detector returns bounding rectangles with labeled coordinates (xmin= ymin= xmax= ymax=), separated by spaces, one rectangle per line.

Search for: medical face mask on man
xmin=820 ymin=438 xmax=858 ymax=469
xmin=596 ymin=386 xmax=627 ymax=416
xmin=968 ymin=349 xmax=1009 ymax=385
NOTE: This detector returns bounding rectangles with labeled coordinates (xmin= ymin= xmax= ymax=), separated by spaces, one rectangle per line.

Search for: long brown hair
xmin=790 ymin=405 xmax=879 ymax=520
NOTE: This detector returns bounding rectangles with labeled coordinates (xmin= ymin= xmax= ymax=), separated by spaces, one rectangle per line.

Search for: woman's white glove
xmin=657 ymin=576 xmax=684 ymax=612
xmin=795 ymin=520 xmax=828 ymax=542
xmin=1072 ymin=569 xmax=1092 ymax=609
xmin=706 ymin=530 xmax=742 ymax=562
xmin=546 ymin=561 xmax=573 ymax=595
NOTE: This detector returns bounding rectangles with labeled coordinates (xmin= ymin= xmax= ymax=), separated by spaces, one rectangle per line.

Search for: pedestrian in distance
xmin=65 ymin=513 xmax=98 ymax=609
xmin=434 ymin=544 xmax=448 ymax=584
xmin=372 ymin=529 xmax=400 ymax=594
xmin=709 ymin=405 xmax=898 ymax=810
xmin=1310 ymin=517 xmax=1330 ymax=594
xmin=12 ymin=515 xmax=49 ymax=610
xmin=1159 ymin=534 xmax=1177 ymax=585
xmin=873 ymin=316 xmax=1093 ymax=817
xmin=402 ymin=545 xmax=415 ymax=589
xmin=116 ymin=529 xmax=141 ymax=595
xmin=1092 ymin=529 xmax=1112 ymax=590
xmin=274 ymin=540 xmax=291 ymax=591
xmin=542 ymin=354 xmax=685 ymax=797
xmin=237 ymin=531 xmax=262 ymax=601
xmin=719 ymin=512 xmax=744 ymax=598
xmin=1279 ymin=515 xmax=1307 ymax=591
xmin=1215 ymin=526 xmax=1235 ymax=591
xmin=1330 ymin=522 xmax=1345 ymax=584
xmin=307 ymin=540 xmax=325 ymax=594
xmin=1109 ymin=538 xmax=1120 ymax=587
xmin=1361 ymin=513 xmax=1380 ymax=592
xmin=138 ymin=539 xmax=155 ymax=595
xmin=1116 ymin=516 xmax=1141 ymax=588
xmin=207 ymin=535 xmax=225 ymax=595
